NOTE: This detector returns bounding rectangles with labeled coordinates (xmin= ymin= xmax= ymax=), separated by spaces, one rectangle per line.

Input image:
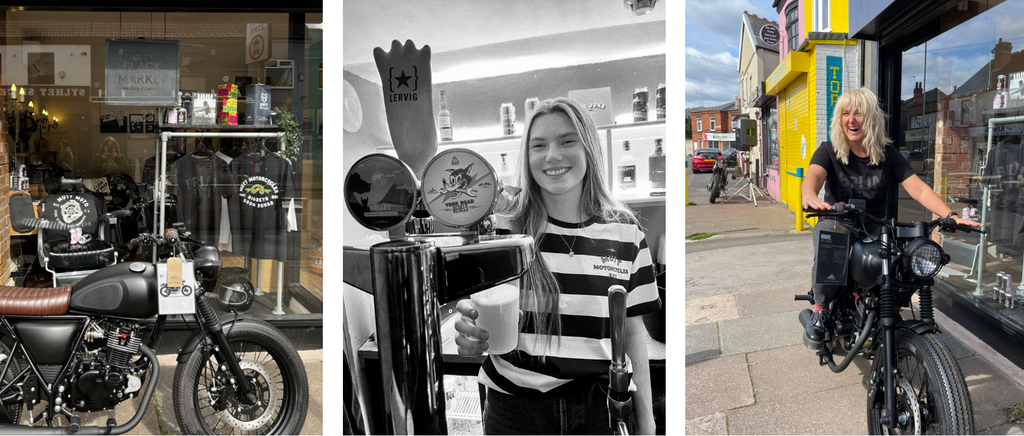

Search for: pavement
xmin=685 ymin=168 xmax=1024 ymax=434
xmin=8 ymin=349 xmax=323 ymax=435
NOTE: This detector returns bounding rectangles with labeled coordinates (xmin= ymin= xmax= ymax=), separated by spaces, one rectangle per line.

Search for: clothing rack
xmin=157 ymin=131 xmax=289 ymax=315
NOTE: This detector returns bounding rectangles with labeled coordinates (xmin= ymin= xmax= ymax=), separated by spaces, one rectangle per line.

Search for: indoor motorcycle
xmin=0 ymin=216 xmax=307 ymax=434
xmin=800 ymin=201 xmax=978 ymax=435
xmin=706 ymin=155 xmax=728 ymax=204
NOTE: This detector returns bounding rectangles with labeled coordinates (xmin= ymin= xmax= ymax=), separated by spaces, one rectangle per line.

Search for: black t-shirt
xmin=168 ymin=155 xmax=235 ymax=245
xmin=228 ymin=152 xmax=298 ymax=261
xmin=809 ymin=142 xmax=915 ymax=220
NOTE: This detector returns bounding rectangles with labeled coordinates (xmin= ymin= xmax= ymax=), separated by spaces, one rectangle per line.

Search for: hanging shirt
xmin=228 ymin=152 xmax=298 ymax=261
xmin=168 ymin=154 xmax=234 ymax=246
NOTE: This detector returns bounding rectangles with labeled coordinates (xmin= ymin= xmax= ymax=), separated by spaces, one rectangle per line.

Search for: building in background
xmin=767 ymin=0 xmax=859 ymax=217
xmin=738 ymin=11 xmax=781 ymax=193
xmin=689 ymin=100 xmax=741 ymax=151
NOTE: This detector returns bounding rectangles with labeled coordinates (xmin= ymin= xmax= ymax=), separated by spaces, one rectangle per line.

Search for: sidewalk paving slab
xmin=726 ymin=384 xmax=868 ymax=435
xmin=685 ymin=241 xmax=810 ymax=302
xmin=686 ymin=294 xmax=738 ymax=326
xmin=686 ymin=322 xmax=721 ymax=364
xmin=961 ymin=355 xmax=1024 ymax=432
xmin=718 ymin=310 xmax=804 ymax=356
xmin=685 ymin=353 xmax=755 ymax=419
xmin=684 ymin=412 xmax=728 ymax=435
xmin=981 ymin=423 xmax=1024 ymax=434
xmin=746 ymin=344 xmax=871 ymax=404
xmin=735 ymin=287 xmax=809 ymax=318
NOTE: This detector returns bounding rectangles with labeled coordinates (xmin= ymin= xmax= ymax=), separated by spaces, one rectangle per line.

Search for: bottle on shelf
xmin=649 ymin=138 xmax=666 ymax=195
xmin=438 ymin=89 xmax=453 ymax=142
xmin=617 ymin=141 xmax=637 ymax=192
xmin=498 ymin=153 xmax=515 ymax=187
xmin=176 ymin=92 xmax=189 ymax=125
xmin=167 ymin=101 xmax=178 ymax=124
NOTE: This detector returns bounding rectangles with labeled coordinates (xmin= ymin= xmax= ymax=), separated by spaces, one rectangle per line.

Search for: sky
xmin=685 ymin=0 xmax=778 ymax=109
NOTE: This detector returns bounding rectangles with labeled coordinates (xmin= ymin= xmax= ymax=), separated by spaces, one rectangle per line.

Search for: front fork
xmin=878 ymin=231 xmax=899 ymax=432
xmin=195 ymin=294 xmax=257 ymax=405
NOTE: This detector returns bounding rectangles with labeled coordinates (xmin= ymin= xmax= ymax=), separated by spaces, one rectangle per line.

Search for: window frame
xmin=710 ymin=114 xmax=716 ymax=131
xmin=786 ymin=2 xmax=800 ymax=52
xmin=697 ymin=117 xmax=702 ymax=132
xmin=813 ymin=0 xmax=830 ymax=32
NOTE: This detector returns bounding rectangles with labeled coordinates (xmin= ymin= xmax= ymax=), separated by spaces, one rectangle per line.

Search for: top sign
xmin=760 ymin=24 xmax=780 ymax=46
xmin=104 ymin=39 xmax=180 ymax=106
xmin=247 ymin=23 xmax=270 ymax=64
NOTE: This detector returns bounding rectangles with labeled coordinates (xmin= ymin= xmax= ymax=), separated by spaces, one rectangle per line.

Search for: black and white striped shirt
xmin=478 ymin=216 xmax=661 ymax=398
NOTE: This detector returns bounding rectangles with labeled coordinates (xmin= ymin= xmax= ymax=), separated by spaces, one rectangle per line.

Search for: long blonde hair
xmin=502 ymin=97 xmax=637 ymax=346
xmin=829 ymin=88 xmax=891 ymax=166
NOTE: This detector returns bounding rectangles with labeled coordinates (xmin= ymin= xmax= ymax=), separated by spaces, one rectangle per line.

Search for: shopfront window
xmin=767 ymin=105 xmax=779 ymax=168
xmin=3 ymin=11 xmax=324 ymax=320
xmin=899 ymin=0 xmax=1024 ymax=322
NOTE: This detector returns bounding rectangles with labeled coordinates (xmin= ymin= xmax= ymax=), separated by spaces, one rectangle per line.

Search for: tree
xmin=685 ymin=113 xmax=692 ymax=138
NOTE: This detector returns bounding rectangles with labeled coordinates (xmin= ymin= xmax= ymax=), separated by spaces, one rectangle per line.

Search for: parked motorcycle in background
xmin=801 ymin=201 xmax=979 ymax=435
xmin=0 ymin=217 xmax=308 ymax=434
xmin=707 ymin=155 xmax=728 ymax=203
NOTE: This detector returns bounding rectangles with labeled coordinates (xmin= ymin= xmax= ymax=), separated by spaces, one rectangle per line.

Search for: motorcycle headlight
xmin=902 ymin=239 xmax=945 ymax=279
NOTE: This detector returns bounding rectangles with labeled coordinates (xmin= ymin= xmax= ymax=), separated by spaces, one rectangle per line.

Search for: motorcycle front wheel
xmin=173 ymin=318 xmax=309 ymax=435
xmin=867 ymin=329 xmax=974 ymax=435
xmin=709 ymin=174 xmax=722 ymax=203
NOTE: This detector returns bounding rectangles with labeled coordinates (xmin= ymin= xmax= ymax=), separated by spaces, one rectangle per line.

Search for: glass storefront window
xmin=899 ymin=0 xmax=1024 ymax=323
xmin=3 ymin=10 xmax=323 ymax=320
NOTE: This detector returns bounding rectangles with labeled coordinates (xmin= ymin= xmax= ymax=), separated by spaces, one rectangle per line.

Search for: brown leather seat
xmin=0 ymin=286 xmax=71 ymax=315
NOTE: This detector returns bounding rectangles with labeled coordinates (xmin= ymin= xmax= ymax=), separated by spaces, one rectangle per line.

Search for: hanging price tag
xmin=167 ymin=258 xmax=183 ymax=288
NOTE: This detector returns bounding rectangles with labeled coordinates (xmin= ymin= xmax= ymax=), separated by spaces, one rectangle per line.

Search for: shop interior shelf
xmin=156 ymin=123 xmax=282 ymax=131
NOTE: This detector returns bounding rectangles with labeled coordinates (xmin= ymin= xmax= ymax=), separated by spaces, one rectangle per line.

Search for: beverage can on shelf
xmin=633 ymin=87 xmax=649 ymax=122
xmin=500 ymin=103 xmax=516 ymax=136
xmin=655 ymin=83 xmax=665 ymax=119
xmin=525 ymin=97 xmax=540 ymax=118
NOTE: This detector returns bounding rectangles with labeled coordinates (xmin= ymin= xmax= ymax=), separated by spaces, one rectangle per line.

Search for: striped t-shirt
xmin=478 ymin=216 xmax=661 ymax=398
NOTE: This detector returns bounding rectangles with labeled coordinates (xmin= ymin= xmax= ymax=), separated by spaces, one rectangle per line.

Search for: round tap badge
xmin=345 ymin=154 xmax=419 ymax=231
xmin=421 ymin=148 xmax=499 ymax=228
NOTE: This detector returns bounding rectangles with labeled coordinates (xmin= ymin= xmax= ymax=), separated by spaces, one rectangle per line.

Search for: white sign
xmin=801 ymin=135 xmax=807 ymax=160
xmin=157 ymin=261 xmax=198 ymax=315
xmin=704 ymin=133 xmax=736 ymax=141
xmin=246 ymin=23 xmax=270 ymax=65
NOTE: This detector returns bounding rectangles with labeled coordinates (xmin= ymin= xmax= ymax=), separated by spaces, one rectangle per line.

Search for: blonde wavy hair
xmin=501 ymin=97 xmax=637 ymax=348
xmin=828 ymin=88 xmax=891 ymax=166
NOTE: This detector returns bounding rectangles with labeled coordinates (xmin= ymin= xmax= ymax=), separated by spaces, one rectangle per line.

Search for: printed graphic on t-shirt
xmin=239 ymin=176 xmax=280 ymax=209
xmin=53 ymin=195 xmax=91 ymax=226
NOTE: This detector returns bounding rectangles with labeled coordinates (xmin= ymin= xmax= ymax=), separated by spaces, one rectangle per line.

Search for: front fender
xmin=176 ymin=312 xmax=245 ymax=363
xmin=896 ymin=319 xmax=935 ymax=336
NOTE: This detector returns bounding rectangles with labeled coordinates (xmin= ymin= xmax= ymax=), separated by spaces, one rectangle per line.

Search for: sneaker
xmin=804 ymin=310 xmax=827 ymax=347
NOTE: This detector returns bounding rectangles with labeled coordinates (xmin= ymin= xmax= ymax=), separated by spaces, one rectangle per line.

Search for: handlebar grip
xmin=164 ymin=229 xmax=179 ymax=245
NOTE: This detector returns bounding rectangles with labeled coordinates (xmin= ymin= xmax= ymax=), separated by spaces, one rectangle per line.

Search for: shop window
xmin=786 ymin=3 xmax=799 ymax=52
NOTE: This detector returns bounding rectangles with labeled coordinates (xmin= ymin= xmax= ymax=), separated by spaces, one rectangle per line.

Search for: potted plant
xmin=273 ymin=106 xmax=302 ymax=163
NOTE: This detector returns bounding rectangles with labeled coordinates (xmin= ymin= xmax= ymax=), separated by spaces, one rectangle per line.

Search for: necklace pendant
xmin=569 ymin=250 xmax=574 ymax=257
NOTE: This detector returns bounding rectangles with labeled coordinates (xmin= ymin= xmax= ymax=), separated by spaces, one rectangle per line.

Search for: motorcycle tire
xmin=866 ymin=329 xmax=974 ymax=435
xmin=173 ymin=318 xmax=309 ymax=435
xmin=709 ymin=176 xmax=722 ymax=204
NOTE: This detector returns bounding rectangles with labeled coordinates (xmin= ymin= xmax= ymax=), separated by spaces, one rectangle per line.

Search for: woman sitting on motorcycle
xmin=800 ymin=88 xmax=981 ymax=347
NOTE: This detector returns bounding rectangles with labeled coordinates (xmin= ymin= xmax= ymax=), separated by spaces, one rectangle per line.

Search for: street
xmin=685 ymin=197 xmax=1024 ymax=434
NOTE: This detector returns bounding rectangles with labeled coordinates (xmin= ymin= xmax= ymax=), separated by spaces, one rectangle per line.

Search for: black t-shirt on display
xmin=168 ymin=155 xmax=235 ymax=246
xmin=228 ymin=152 xmax=298 ymax=261
xmin=809 ymin=142 xmax=915 ymax=220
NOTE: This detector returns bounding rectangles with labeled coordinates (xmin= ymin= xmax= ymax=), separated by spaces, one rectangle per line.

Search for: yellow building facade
xmin=767 ymin=3 xmax=860 ymax=225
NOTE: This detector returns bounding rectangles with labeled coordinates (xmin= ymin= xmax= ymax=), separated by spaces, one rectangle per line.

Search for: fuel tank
xmin=69 ymin=262 xmax=159 ymax=318
xmin=850 ymin=239 xmax=884 ymax=289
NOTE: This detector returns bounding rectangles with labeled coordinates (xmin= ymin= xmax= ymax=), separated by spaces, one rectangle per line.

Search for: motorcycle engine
xmin=66 ymin=320 xmax=144 ymax=413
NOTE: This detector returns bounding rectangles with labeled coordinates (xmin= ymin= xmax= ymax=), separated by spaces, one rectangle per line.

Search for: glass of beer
xmin=471 ymin=282 xmax=520 ymax=354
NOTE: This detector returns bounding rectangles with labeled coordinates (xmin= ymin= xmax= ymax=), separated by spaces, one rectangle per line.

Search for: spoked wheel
xmin=867 ymin=329 xmax=974 ymax=435
xmin=709 ymin=175 xmax=722 ymax=204
xmin=173 ymin=319 xmax=309 ymax=435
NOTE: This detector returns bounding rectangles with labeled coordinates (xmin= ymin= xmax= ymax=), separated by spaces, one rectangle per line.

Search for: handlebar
xmin=803 ymin=202 xmax=985 ymax=235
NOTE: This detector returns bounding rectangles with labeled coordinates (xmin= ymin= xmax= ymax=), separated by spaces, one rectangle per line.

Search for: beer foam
xmin=472 ymin=283 xmax=519 ymax=307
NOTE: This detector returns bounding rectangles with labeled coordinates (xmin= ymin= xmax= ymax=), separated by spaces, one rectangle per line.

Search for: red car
xmin=691 ymin=148 xmax=722 ymax=173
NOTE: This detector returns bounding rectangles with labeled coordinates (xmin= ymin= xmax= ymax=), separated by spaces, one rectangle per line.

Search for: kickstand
xmin=816 ymin=343 xmax=832 ymax=367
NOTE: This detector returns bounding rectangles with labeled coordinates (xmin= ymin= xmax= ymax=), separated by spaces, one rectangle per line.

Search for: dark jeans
xmin=482 ymin=380 xmax=622 ymax=435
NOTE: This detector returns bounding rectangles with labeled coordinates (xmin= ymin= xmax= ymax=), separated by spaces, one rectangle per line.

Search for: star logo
xmin=388 ymin=67 xmax=418 ymax=92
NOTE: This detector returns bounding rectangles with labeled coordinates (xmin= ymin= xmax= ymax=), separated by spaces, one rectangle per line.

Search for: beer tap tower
xmin=343 ymin=40 xmax=534 ymax=435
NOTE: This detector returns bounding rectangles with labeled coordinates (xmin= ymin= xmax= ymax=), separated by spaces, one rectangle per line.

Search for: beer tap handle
xmin=607 ymin=285 xmax=632 ymax=435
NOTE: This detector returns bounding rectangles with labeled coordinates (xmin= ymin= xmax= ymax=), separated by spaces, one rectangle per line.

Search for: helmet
xmin=204 ymin=267 xmax=254 ymax=312
xmin=192 ymin=246 xmax=222 ymax=280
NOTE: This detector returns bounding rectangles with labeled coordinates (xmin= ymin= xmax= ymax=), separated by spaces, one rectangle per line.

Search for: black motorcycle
xmin=707 ymin=156 xmax=728 ymax=204
xmin=0 ymin=217 xmax=308 ymax=434
xmin=801 ymin=201 xmax=979 ymax=435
